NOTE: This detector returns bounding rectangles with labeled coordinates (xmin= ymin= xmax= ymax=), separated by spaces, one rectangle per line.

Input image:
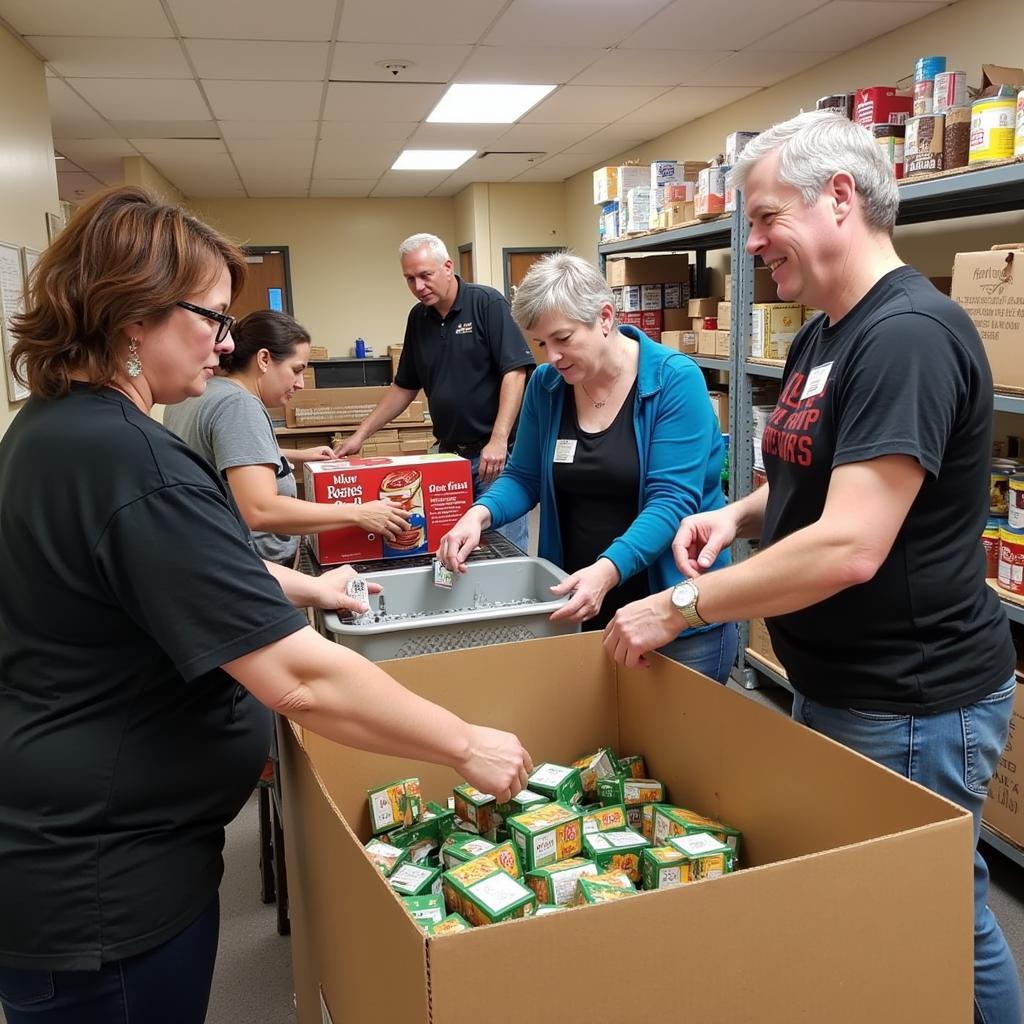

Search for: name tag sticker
xmin=553 ymin=439 xmax=577 ymax=464
xmin=801 ymin=362 xmax=834 ymax=400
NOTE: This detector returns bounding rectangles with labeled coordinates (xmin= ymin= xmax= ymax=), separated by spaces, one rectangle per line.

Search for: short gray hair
xmin=729 ymin=111 xmax=899 ymax=232
xmin=511 ymin=251 xmax=613 ymax=332
xmin=398 ymin=232 xmax=449 ymax=263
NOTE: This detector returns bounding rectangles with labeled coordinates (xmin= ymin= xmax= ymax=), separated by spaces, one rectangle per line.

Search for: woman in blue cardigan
xmin=438 ymin=252 xmax=737 ymax=682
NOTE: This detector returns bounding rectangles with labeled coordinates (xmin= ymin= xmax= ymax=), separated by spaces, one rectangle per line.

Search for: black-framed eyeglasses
xmin=176 ymin=301 xmax=235 ymax=344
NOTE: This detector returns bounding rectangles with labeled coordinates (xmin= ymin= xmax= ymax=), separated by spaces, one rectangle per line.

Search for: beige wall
xmin=478 ymin=183 xmax=567 ymax=288
xmin=0 ymin=24 xmax=59 ymax=437
xmin=189 ymin=197 xmax=455 ymax=355
xmin=123 ymin=156 xmax=184 ymax=206
xmin=566 ymin=0 xmax=1024 ymax=273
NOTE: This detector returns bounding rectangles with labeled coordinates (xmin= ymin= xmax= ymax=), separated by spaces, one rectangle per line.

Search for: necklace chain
xmin=580 ymin=381 xmax=609 ymax=408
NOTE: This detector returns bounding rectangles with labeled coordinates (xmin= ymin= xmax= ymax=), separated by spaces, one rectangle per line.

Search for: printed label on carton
xmin=470 ymin=872 xmax=531 ymax=914
xmin=390 ymin=863 xmax=436 ymax=894
xmin=531 ymin=764 xmax=572 ymax=786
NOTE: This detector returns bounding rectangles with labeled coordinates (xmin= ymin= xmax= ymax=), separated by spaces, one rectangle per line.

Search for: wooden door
xmin=506 ymin=249 xmax=558 ymax=365
xmin=459 ymin=246 xmax=474 ymax=282
xmin=234 ymin=249 xmax=292 ymax=319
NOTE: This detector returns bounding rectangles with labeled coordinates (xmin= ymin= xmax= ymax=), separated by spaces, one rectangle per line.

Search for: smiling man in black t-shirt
xmin=603 ymin=111 xmax=1019 ymax=1023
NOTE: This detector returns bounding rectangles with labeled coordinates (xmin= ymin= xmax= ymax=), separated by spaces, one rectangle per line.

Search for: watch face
xmin=672 ymin=581 xmax=696 ymax=610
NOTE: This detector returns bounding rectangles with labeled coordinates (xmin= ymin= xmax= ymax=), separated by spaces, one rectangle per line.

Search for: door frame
xmin=502 ymin=246 xmax=561 ymax=302
xmin=457 ymin=242 xmax=473 ymax=283
xmin=242 ymin=245 xmax=295 ymax=316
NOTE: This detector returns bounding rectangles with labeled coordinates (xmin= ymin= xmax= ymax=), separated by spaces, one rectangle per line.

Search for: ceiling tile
xmin=323 ymin=82 xmax=445 ymax=122
xmin=46 ymin=78 xmax=118 ymax=137
xmin=185 ymin=40 xmax=330 ymax=80
xmin=57 ymin=170 xmax=109 ymax=202
xmin=616 ymin=85 xmax=761 ymax=127
xmin=337 ymin=0 xmax=508 ymax=45
xmin=0 ymin=0 xmax=173 ymax=37
xmin=167 ymin=0 xmax=337 ymax=40
xmin=371 ymin=171 xmax=450 ymax=196
xmin=130 ymin=138 xmax=228 ymax=157
xmin=309 ymin=179 xmax=378 ymax=197
xmin=484 ymin=0 xmax=670 ymax=48
xmin=27 ymin=37 xmax=191 ymax=78
xmin=110 ymin=119 xmax=220 ymax=137
xmin=522 ymin=85 xmax=668 ymax=124
xmin=228 ymin=140 xmax=316 ymax=175
xmin=183 ymin=185 xmax=247 ymax=198
xmin=319 ymin=121 xmax=417 ymax=143
xmin=171 ymin=173 xmax=245 ymax=194
xmin=570 ymin=49 xmax=734 ymax=87
xmin=403 ymin=123 xmax=507 ymax=149
xmin=749 ymin=0 xmax=946 ymax=51
xmin=144 ymin=153 xmax=239 ymax=180
xmin=562 ymin=122 xmax=676 ymax=155
xmin=53 ymin=138 xmax=139 ymax=182
xmin=203 ymin=81 xmax=323 ymax=121
xmin=314 ymin=141 xmax=403 ymax=178
xmin=459 ymin=151 xmax=544 ymax=180
xmin=491 ymin=122 xmax=598 ymax=152
xmin=330 ymin=43 xmax=471 ymax=83
xmin=689 ymin=50 xmax=837 ymax=88
xmin=69 ymin=78 xmax=209 ymax=120
xmin=220 ymin=120 xmax=318 ymax=140
xmin=621 ymin=0 xmax=830 ymax=50
xmin=454 ymin=46 xmax=605 ymax=85
xmin=241 ymin=179 xmax=311 ymax=197
xmin=513 ymin=152 xmax=605 ymax=181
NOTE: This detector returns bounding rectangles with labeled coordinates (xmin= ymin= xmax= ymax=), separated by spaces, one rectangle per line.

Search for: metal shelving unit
xmin=994 ymin=393 xmax=1024 ymax=415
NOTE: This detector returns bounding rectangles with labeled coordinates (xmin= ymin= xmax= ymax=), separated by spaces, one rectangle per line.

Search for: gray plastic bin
xmin=320 ymin=557 xmax=580 ymax=662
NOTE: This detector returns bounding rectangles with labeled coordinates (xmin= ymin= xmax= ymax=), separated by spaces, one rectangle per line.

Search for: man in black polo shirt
xmin=338 ymin=233 xmax=534 ymax=551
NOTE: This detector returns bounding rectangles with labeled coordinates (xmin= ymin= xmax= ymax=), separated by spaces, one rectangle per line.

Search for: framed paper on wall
xmin=0 ymin=240 xmax=29 ymax=402
xmin=45 ymin=210 xmax=64 ymax=244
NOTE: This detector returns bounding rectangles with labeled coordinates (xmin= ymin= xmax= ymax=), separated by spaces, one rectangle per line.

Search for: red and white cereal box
xmin=303 ymin=454 xmax=473 ymax=565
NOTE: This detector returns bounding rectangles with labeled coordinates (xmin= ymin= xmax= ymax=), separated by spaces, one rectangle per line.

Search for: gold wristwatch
xmin=670 ymin=579 xmax=707 ymax=630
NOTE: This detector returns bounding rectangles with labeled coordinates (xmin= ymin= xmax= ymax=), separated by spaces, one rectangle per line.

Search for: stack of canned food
xmin=986 ymin=460 xmax=1024 ymax=596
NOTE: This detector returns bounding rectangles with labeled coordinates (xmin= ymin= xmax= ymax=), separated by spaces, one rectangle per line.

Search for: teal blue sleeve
xmin=601 ymin=357 xmax=721 ymax=582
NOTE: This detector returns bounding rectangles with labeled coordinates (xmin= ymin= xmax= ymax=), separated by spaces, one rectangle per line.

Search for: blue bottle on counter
xmin=354 ymin=337 xmax=366 ymax=358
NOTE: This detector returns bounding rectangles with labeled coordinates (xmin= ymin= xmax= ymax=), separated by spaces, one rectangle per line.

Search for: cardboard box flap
xmin=427 ymin=821 xmax=971 ymax=1023
xmin=980 ymin=64 xmax=1024 ymax=96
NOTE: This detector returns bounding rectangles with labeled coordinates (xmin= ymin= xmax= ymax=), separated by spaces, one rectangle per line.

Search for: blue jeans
xmin=792 ymin=679 xmax=1021 ymax=1024
xmin=658 ymin=622 xmax=738 ymax=684
xmin=470 ymin=455 xmax=530 ymax=554
xmin=0 ymin=898 xmax=219 ymax=1023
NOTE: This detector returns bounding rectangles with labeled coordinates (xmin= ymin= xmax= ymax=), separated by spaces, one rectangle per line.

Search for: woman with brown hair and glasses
xmin=166 ymin=308 xmax=409 ymax=566
xmin=0 ymin=186 xmax=531 ymax=1024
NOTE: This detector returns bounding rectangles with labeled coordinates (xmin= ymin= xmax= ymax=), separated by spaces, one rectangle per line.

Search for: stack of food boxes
xmin=362 ymin=746 xmax=742 ymax=933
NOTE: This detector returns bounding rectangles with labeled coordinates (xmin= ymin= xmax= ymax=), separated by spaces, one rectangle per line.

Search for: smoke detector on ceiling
xmin=375 ymin=60 xmax=414 ymax=77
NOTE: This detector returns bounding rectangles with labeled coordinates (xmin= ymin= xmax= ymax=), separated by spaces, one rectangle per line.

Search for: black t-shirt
xmin=553 ymin=381 xmax=650 ymax=631
xmin=762 ymin=266 xmax=1014 ymax=713
xmin=394 ymin=277 xmax=535 ymax=448
xmin=0 ymin=386 xmax=308 ymax=970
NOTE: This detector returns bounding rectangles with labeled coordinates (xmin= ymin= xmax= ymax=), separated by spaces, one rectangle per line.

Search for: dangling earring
xmin=126 ymin=337 xmax=143 ymax=378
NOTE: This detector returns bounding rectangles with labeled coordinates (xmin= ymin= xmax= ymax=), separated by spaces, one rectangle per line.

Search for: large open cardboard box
xmin=279 ymin=633 xmax=973 ymax=1023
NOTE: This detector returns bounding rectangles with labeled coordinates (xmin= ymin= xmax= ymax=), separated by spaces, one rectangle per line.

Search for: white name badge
xmin=553 ymin=439 xmax=577 ymax=464
xmin=801 ymin=361 xmax=834 ymax=400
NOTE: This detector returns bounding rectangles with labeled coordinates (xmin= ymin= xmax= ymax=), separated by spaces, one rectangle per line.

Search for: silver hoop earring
xmin=126 ymin=337 xmax=142 ymax=378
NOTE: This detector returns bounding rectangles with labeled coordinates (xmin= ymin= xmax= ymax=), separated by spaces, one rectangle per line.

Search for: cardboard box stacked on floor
xmin=279 ymin=633 xmax=974 ymax=1024
xmin=361 ymin=745 xmax=742 ymax=933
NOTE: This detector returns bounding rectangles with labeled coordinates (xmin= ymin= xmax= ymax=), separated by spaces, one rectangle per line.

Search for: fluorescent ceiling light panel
xmin=427 ymin=83 xmax=556 ymax=123
xmin=392 ymin=149 xmax=475 ymax=170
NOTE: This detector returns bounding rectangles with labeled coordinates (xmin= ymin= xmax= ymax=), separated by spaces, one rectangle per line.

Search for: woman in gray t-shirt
xmin=165 ymin=311 xmax=409 ymax=565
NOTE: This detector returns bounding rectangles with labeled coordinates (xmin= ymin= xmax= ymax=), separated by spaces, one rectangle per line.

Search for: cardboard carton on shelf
xmin=983 ymin=673 xmax=1024 ymax=849
xmin=696 ymin=329 xmax=718 ymax=356
xmin=280 ymin=633 xmax=973 ymax=1024
xmin=715 ymin=330 xmax=731 ymax=358
xmin=725 ymin=267 xmax=779 ymax=303
xmin=606 ymin=254 xmax=689 ymax=287
xmin=951 ymin=245 xmax=1024 ymax=393
xmin=660 ymin=330 xmax=696 ymax=354
xmin=661 ymin=307 xmax=690 ymax=332
xmin=308 ymin=345 xmax=329 ymax=360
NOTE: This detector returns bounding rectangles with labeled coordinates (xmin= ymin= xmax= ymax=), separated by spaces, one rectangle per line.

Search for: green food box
xmin=401 ymin=777 xmax=423 ymax=826
xmin=446 ymin=868 xmax=536 ymax=927
xmin=582 ymin=828 xmax=650 ymax=883
xmin=364 ymin=837 xmax=409 ymax=877
xmin=495 ymin=789 xmax=549 ymax=820
xmin=427 ymin=913 xmax=471 ymax=936
xmin=367 ymin=779 xmax=409 ymax=835
xmin=596 ymin=776 xmax=665 ymax=808
xmin=575 ymin=871 xmax=637 ymax=905
xmin=453 ymin=783 xmax=496 ymax=834
xmin=666 ymin=832 xmax=733 ymax=880
xmin=405 ymin=838 xmax=436 ymax=866
xmin=571 ymin=747 xmax=620 ymax=799
xmin=641 ymin=845 xmax=689 ymax=890
xmin=506 ymin=801 xmax=583 ymax=871
xmin=389 ymin=801 xmax=455 ymax=850
xmin=617 ymin=754 xmax=647 ymax=779
xmin=441 ymin=834 xmax=497 ymax=870
xmin=651 ymin=805 xmax=742 ymax=861
xmin=525 ymin=857 xmax=599 ymax=906
xmin=402 ymin=893 xmax=445 ymax=929
xmin=528 ymin=763 xmax=584 ymax=806
xmin=389 ymin=862 xmax=442 ymax=897
xmin=582 ymin=803 xmax=628 ymax=835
